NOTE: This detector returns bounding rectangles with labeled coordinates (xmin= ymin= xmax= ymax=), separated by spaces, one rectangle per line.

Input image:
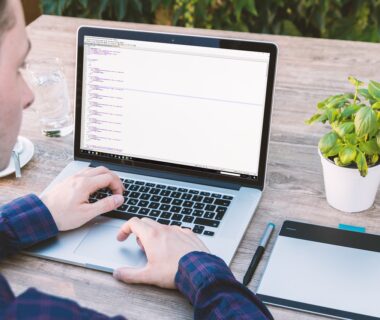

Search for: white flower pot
xmin=319 ymin=149 xmax=380 ymax=212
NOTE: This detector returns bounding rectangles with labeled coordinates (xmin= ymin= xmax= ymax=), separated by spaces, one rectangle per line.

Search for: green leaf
xmin=305 ymin=113 xmax=322 ymax=125
xmin=368 ymin=80 xmax=380 ymax=101
xmin=358 ymin=88 xmax=371 ymax=100
xmin=372 ymin=102 xmax=380 ymax=110
xmin=348 ymin=76 xmax=364 ymax=87
xmin=319 ymin=132 xmax=338 ymax=154
xmin=376 ymin=133 xmax=380 ymax=149
xmin=131 ymin=0 xmax=143 ymax=13
xmin=371 ymin=154 xmax=379 ymax=165
xmin=354 ymin=106 xmax=378 ymax=138
xmin=341 ymin=104 xmax=360 ymax=118
xmin=359 ymin=139 xmax=380 ymax=155
xmin=345 ymin=133 xmax=357 ymax=145
xmin=356 ymin=151 xmax=368 ymax=177
xmin=339 ymin=146 xmax=357 ymax=165
xmin=334 ymin=122 xmax=354 ymax=138
xmin=325 ymin=143 xmax=342 ymax=157
xmin=151 ymin=0 xmax=161 ymax=11
xmin=79 ymin=0 xmax=88 ymax=8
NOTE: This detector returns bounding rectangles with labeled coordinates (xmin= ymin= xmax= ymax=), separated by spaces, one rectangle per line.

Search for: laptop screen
xmin=76 ymin=28 xmax=276 ymax=185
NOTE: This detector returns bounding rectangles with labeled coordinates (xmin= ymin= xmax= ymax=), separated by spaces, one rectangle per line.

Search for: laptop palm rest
xmin=74 ymin=223 xmax=147 ymax=271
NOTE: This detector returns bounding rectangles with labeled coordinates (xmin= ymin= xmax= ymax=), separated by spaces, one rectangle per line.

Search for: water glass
xmin=26 ymin=57 xmax=73 ymax=137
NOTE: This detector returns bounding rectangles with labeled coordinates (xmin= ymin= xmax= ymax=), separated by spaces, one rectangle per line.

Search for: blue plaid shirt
xmin=0 ymin=194 xmax=273 ymax=319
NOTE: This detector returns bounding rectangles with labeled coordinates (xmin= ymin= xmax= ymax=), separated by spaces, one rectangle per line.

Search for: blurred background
xmin=22 ymin=0 xmax=380 ymax=42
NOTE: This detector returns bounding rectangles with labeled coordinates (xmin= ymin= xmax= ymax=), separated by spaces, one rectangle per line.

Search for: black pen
xmin=243 ymin=223 xmax=275 ymax=286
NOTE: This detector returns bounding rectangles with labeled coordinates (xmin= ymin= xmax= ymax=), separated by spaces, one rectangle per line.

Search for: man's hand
xmin=40 ymin=166 xmax=124 ymax=231
xmin=113 ymin=217 xmax=210 ymax=289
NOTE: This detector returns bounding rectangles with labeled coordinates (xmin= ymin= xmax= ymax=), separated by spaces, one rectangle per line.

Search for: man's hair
xmin=0 ymin=0 xmax=15 ymax=42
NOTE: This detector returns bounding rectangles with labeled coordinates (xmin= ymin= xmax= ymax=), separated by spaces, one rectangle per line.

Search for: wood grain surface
xmin=1 ymin=15 xmax=380 ymax=319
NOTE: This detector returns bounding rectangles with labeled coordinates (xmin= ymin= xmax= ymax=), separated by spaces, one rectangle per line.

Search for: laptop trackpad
xmin=74 ymin=223 xmax=147 ymax=271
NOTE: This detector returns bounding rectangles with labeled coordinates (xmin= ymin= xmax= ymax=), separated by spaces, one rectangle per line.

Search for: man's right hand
xmin=113 ymin=217 xmax=210 ymax=289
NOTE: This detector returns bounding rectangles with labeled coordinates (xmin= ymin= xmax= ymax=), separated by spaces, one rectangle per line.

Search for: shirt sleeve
xmin=175 ymin=251 xmax=274 ymax=320
xmin=0 ymin=194 xmax=59 ymax=260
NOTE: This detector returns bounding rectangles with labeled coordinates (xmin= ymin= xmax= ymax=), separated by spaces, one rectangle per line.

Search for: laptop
xmin=26 ymin=26 xmax=277 ymax=272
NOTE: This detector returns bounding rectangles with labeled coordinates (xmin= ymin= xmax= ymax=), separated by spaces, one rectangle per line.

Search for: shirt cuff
xmin=175 ymin=251 xmax=236 ymax=304
xmin=0 ymin=194 xmax=58 ymax=248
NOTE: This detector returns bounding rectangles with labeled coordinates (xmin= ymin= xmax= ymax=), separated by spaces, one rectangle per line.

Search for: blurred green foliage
xmin=40 ymin=0 xmax=380 ymax=42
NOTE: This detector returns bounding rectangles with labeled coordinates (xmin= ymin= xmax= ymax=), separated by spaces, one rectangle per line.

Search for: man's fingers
xmin=113 ymin=266 xmax=151 ymax=285
xmin=85 ymin=194 xmax=124 ymax=218
xmin=87 ymin=173 xmax=124 ymax=195
xmin=117 ymin=218 xmax=154 ymax=242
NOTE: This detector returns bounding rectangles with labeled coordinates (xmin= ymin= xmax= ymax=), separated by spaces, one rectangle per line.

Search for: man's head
xmin=0 ymin=0 xmax=34 ymax=170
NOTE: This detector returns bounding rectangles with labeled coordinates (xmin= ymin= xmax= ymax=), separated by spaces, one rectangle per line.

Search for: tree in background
xmin=40 ymin=0 xmax=380 ymax=42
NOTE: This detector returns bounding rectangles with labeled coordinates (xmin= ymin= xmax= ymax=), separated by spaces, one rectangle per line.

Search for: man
xmin=0 ymin=0 xmax=273 ymax=319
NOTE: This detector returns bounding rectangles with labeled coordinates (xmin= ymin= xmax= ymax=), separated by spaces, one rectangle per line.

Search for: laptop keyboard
xmin=89 ymin=178 xmax=234 ymax=237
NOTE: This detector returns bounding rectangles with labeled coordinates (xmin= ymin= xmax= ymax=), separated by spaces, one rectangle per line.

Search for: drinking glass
xmin=26 ymin=57 xmax=73 ymax=137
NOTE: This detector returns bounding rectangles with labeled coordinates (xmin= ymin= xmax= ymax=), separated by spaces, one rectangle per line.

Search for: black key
xmin=204 ymin=231 xmax=215 ymax=236
xmin=215 ymin=212 xmax=226 ymax=220
xmin=178 ymin=188 xmax=188 ymax=192
xmin=158 ymin=218 xmax=170 ymax=225
xmin=172 ymin=213 xmax=183 ymax=221
xmin=139 ymin=186 xmax=150 ymax=193
xmin=117 ymin=204 xmax=128 ymax=211
xmin=160 ymin=190 xmax=171 ymax=196
xmin=161 ymin=197 xmax=172 ymax=204
xmin=214 ymin=199 xmax=231 ymax=207
xmin=189 ymin=189 xmax=199 ymax=194
xmin=172 ymin=199 xmax=183 ymax=206
xmin=200 ymin=191 xmax=210 ymax=196
xmin=156 ymin=184 xmax=166 ymax=189
xmin=194 ymin=203 xmax=205 ymax=210
xmin=204 ymin=212 xmax=215 ymax=219
xmin=137 ymin=200 xmax=149 ymax=207
xmin=119 ymin=212 xmax=142 ymax=221
xmin=181 ymin=193 xmax=192 ymax=200
xmin=146 ymin=216 xmax=157 ymax=221
xmin=223 ymin=195 xmax=233 ymax=200
xmin=205 ymin=204 xmax=216 ymax=211
xmin=146 ymin=183 xmax=156 ymax=187
xmin=125 ymin=179 xmax=134 ymax=184
xmin=170 ymin=206 xmax=181 ymax=213
xmin=127 ymin=198 xmax=138 ymax=206
xmin=151 ymin=195 xmax=162 ymax=202
xmin=193 ymin=210 xmax=203 ymax=217
xmin=181 ymin=226 xmax=191 ymax=230
xmin=203 ymin=197 xmax=213 ymax=204
xmin=135 ymin=181 xmax=145 ymax=185
xmin=139 ymin=208 xmax=150 ymax=215
xmin=194 ymin=218 xmax=220 ymax=228
xmin=129 ymin=185 xmax=140 ymax=191
xmin=150 ymin=188 xmax=161 ymax=195
xmin=167 ymin=186 xmax=177 ymax=191
xmin=171 ymin=221 xmax=182 ymax=226
xmin=130 ymin=192 xmax=140 ymax=198
xmin=128 ymin=206 xmax=139 ymax=213
xmin=149 ymin=202 xmax=160 ymax=209
xmin=193 ymin=225 xmax=204 ymax=234
xmin=96 ymin=193 xmax=107 ymax=199
xmin=123 ymin=190 xmax=129 ymax=197
xmin=170 ymin=192 xmax=181 ymax=198
xmin=212 ymin=193 xmax=222 ymax=198
xmin=183 ymin=201 xmax=194 ymax=208
xmin=183 ymin=215 xmax=194 ymax=223
xmin=160 ymin=212 xmax=172 ymax=219
xmin=192 ymin=195 xmax=203 ymax=202
xmin=149 ymin=210 xmax=161 ymax=217
xmin=140 ymin=193 xmax=151 ymax=200
xmin=89 ymin=198 xmax=97 ymax=203
xmin=181 ymin=208 xmax=193 ymax=215
xmin=216 ymin=206 xmax=227 ymax=214
xmin=159 ymin=204 xmax=170 ymax=211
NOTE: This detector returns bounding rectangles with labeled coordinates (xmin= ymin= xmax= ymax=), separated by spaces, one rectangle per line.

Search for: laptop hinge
xmin=90 ymin=160 xmax=241 ymax=191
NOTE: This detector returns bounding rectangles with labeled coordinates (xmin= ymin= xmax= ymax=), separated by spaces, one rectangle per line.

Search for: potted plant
xmin=306 ymin=77 xmax=380 ymax=212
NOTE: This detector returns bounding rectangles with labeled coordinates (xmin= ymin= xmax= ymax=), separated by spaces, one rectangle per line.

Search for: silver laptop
xmin=26 ymin=26 xmax=277 ymax=272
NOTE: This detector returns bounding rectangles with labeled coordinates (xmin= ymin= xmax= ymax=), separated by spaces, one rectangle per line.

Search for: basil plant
xmin=306 ymin=77 xmax=380 ymax=177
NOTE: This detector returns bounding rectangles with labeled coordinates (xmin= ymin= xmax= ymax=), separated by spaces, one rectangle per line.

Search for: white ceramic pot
xmin=319 ymin=149 xmax=380 ymax=212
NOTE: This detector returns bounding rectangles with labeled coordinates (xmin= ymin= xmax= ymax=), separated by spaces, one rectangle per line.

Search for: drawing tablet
xmin=257 ymin=220 xmax=380 ymax=320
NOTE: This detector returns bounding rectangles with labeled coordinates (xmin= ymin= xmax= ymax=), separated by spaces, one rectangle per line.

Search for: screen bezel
xmin=74 ymin=26 xmax=277 ymax=190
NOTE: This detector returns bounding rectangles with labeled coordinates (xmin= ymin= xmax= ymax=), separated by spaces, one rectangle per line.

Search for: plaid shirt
xmin=0 ymin=194 xmax=272 ymax=320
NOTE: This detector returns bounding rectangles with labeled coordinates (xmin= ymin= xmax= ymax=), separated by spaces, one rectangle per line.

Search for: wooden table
xmin=1 ymin=15 xmax=380 ymax=319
